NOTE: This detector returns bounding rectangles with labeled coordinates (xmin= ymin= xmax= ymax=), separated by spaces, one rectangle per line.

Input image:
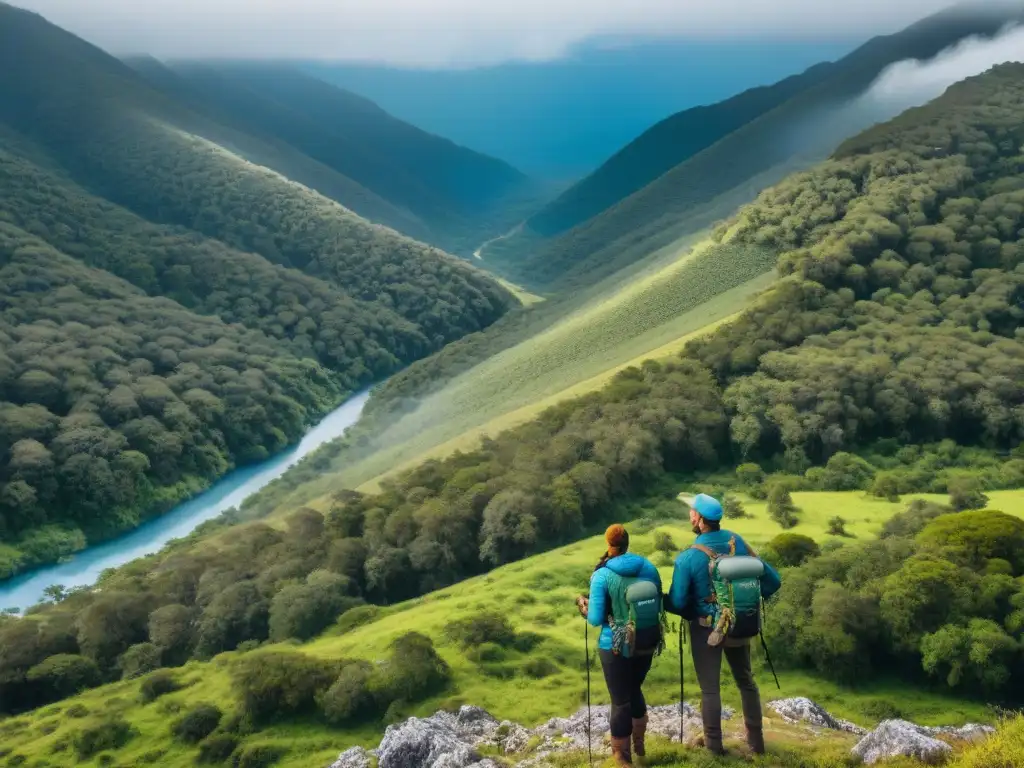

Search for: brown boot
xmin=632 ymin=715 xmax=648 ymax=757
xmin=610 ymin=735 xmax=633 ymax=767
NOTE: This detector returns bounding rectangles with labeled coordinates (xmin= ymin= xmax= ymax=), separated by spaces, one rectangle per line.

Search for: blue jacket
xmin=587 ymin=553 xmax=662 ymax=651
xmin=666 ymin=530 xmax=782 ymax=620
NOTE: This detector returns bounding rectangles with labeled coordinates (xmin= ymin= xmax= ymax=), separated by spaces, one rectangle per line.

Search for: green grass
xmin=5 ymin=491 xmax=1013 ymax=768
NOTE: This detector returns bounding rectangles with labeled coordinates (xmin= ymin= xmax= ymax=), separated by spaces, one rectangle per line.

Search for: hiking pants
xmin=688 ymin=621 xmax=763 ymax=751
xmin=599 ymin=649 xmax=653 ymax=738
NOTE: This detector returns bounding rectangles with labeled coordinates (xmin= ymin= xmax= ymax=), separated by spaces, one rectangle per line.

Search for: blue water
xmin=0 ymin=391 xmax=370 ymax=613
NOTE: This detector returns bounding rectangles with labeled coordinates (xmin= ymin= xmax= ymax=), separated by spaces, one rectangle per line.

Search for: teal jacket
xmin=665 ymin=530 xmax=782 ymax=620
xmin=587 ymin=553 xmax=662 ymax=651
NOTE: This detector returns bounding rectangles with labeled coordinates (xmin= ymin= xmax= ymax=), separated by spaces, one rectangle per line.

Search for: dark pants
xmin=689 ymin=622 xmax=763 ymax=751
xmin=599 ymin=649 xmax=653 ymax=738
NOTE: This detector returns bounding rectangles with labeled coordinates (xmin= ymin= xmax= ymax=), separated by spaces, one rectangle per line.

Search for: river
xmin=0 ymin=390 xmax=371 ymax=613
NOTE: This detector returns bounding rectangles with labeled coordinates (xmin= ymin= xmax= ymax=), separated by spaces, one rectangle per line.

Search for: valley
xmin=3 ymin=2 xmax=1024 ymax=768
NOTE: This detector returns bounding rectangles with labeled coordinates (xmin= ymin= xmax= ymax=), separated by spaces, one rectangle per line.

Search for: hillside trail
xmin=473 ymin=221 xmax=525 ymax=260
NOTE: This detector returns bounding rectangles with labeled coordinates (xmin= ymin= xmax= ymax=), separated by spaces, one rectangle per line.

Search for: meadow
xmin=4 ymin=491 xmax=1019 ymax=768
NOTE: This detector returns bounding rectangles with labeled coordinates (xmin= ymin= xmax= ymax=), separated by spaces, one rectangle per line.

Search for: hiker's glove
xmin=576 ymin=595 xmax=589 ymax=617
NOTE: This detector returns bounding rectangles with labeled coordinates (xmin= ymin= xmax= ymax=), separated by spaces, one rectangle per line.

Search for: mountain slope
xmin=494 ymin=3 xmax=1024 ymax=288
xmin=524 ymin=60 xmax=838 ymax=239
xmin=0 ymin=2 xmax=516 ymax=575
xmin=127 ymin=59 xmax=533 ymax=249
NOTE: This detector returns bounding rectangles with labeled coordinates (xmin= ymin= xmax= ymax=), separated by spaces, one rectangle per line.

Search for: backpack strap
xmin=690 ymin=544 xmax=720 ymax=605
xmin=690 ymin=543 xmax=718 ymax=560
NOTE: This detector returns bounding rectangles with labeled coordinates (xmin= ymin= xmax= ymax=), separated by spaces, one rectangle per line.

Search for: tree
xmin=764 ymin=533 xmax=820 ymax=567
xmin=921 ymin=619 xmax=1019 ymax=694
xmin=26 ymin=654 xmax=100 ymax=702
xmin=268 ymin=571 xmax=359 ymax=642
xmin=767 ymin=484 xmax=800 ymax=529
xmin=870 ymin=473 xmax=901 ymax=502
xmin=948 ymin=478 xmax=989 ymax=512
xmin=171 ymin=704 xmax=222 ymax=744
xmin=917 ymin=510 xmax=1024 ymax=572
xmin=722 ymin=495 xmax=749 ymax=519
xmin=827 ymin=516 xmax=850 ymax=537
xmin=118 ymin=643 xmax=161 ymax=680
xmin=653 ymin=531 xmax=677 ymax=556
xmin=147 ymin=604 xmax=193 ymax=665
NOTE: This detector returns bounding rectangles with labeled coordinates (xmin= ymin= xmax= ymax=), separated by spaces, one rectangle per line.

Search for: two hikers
xmin=576 ymin=524 xmax=662 ymax=766
xmin=577 ymin=493 xmax=781 ymax=764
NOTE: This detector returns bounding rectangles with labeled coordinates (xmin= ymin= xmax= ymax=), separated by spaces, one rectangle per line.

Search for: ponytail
xmin=594 ymin=551 xmax=612 ymax=572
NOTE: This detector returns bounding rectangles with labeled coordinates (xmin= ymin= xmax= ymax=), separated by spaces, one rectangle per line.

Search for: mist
xmin=864 ymin=20 xmax=1024 ymax=107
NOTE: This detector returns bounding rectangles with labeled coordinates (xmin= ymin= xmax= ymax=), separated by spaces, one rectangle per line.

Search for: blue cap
xmin=677 ymin=492 xmax=723 ymax=521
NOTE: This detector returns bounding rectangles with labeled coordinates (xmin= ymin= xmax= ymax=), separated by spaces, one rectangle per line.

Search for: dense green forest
xmin=128 ymin=61 xmax=529 ymax=225
xmin=4 ymin=63 xmax=1024 ymax=714
xmin=492 ymin=3 xmax=1024 ymax=288
xmin=0 ymin=3 xmax=518 ymax=576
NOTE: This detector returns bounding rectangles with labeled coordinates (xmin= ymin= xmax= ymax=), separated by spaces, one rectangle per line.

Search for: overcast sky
xmin=10 ymin=0 xmax=1008 ymax=66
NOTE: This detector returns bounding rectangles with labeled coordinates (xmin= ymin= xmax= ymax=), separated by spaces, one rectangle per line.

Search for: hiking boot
xmin=632 ymin=715 xmax=648 ymax=757
xmin=746 ymin=727 xmax=766 ymax=755
xmin=610 ymin=735 xmax=633 ymax=767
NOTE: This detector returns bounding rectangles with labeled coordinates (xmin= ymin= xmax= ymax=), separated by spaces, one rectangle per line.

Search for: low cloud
xmin=865 ymin=21 xmax=1024 ymax=106
xmin=14 ymin=0 xmax=985 ymax=67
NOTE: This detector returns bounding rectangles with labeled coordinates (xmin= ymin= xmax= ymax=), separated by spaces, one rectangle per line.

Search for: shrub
xmin=918 ymin=510 xmax=1024 ymax=572
xmin=736 ymin=463 xmax=765 ymax=488
xmin=466 ymin=643 xmax=508 ymax=663
xmin=764 ymin=533 xmax=820 ymax=567
xmin=197 ymin=734 xmax=240 ymax=764
xmin=444 ymin=612 xmax=515 ymax=649
xmin=231 ymin=744 xmax=287 ymax=768
xmin=722 ymin=495 xmax=750 ymax=519
xmin=171 ymin=703 xmax=223 ymax=744
xmin=880 ymin=500 xmax=950 ymax=539
xmin=231 ymin=651 xmax=338 ymax=724
xmin=652 ymin=531 xmax=676 ymax=555
xmin=870 ymin=473 xmax=901 ymax=502
xmin=827 ymin=516 xmax=850 ymax=537
xmin=65 ymin=704 xmax=89 ymax=718
xmin=767 ymin=484 xmax=800 ymax=529
xmin=949 ymin=478 xmax=989 ymax=512
xmin=333 ymin=605 xmax=381 ymax=635
xmin=316 ymin=661 xmax=375 ymax=725
xmin=140 ymin=670 xmax=181 ymax=702
xmin=73 ymin=718 xmax=133 ymax=759
xmin=522 ymin=658 xmax=559 ymax=679
xmin=372 ymin=632 xmax=451 ymax=707
xmin=862 ymin=699 xmax=904 ymax=721
xmin=268 ymin=572 xmax=362 ymax=641
xmin=118 ymin=642 xmax=162 ymax=680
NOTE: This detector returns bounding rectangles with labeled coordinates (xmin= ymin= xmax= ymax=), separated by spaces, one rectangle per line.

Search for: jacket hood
xmin=605 ymin=552 xmax=647 ymax=577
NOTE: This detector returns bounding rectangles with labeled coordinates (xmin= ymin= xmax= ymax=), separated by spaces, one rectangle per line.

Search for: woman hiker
xmin=576 ymin=524 xmax=663 ymax=767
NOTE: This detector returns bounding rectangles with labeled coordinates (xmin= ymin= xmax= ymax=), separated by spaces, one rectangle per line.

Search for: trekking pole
xmin=584 ymin=619 xmax=593 ymax=767
xmin=760 ymin=633 xmax=781 ymax=690
xmin=678 ymin=620 xmax=685 ymax=743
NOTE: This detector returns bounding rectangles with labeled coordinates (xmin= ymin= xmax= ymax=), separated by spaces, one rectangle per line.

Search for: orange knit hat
xmin=605 ymin=524 xmax=629 ymax=556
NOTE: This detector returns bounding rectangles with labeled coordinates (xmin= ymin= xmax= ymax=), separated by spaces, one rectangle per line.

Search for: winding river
xmin=0 ymin=390 xmax=371 ymax=613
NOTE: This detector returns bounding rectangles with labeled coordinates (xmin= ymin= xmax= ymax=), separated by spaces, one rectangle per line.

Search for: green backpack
xmin=692 ymin=537 xmax=766 ymax=646
xmin=603 ymin=571 xmax=666 ymax=658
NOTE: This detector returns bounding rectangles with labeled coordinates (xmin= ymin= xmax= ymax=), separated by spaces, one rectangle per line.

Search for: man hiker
xmin=665 ymin=493 xmax=782 ymax=756
xmin=576 ymin=524 xmax=663 ymax=767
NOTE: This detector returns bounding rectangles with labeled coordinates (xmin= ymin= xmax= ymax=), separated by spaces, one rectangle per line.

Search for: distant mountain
xmin=0 ymin=2 xmax=515 ymax=576
xmin=127 ymin=59 xmax=534 ymax=249
xmin=308 ymin=38 xmax=855 ymax=178
xmin=492 ymin=3 xmax=1024 ymax=288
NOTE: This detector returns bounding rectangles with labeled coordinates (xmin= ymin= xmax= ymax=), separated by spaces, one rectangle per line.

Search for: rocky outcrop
xmin=852 ymin=720 xmax=953 ymax=765
xmin=768 ymin=697 xmax=867 ymax=735
xmin=328 ymin=747 xmax=371 ymax=768
xmin=324 ymin=700 xmax=995 ymax=768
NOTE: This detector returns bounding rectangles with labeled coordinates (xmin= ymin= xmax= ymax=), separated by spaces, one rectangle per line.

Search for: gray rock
xmin=498 ymin=722 xmax=533 ymax=754
xmin=852 ymin=720 xmax=953 ymax=765
xmin=768 ymin=697 xmax=867 ymax=735
xmin=329 ymin=747 xmax=371 ymax=768
xmin=377 ymin=715 xmax=483 ymax=768
xmin=927 ymin=723 xmax=995 ymax=742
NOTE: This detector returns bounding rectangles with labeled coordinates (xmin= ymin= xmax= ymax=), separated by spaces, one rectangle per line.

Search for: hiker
xmin=665 ymin=493 xmax=782 ymax=756
xmin=576 ymin=524 xmax=664 ymax=767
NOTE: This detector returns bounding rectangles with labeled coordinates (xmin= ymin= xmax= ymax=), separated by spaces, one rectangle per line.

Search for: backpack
xmin=603 ymin=570 xmax=666 ymax=658
xmin=691 ymin=537 xmax=766 ymax=646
